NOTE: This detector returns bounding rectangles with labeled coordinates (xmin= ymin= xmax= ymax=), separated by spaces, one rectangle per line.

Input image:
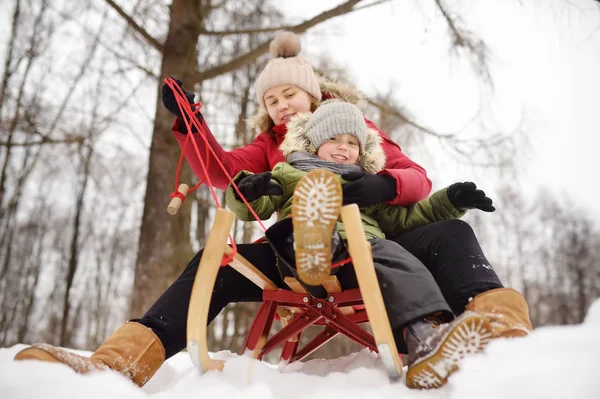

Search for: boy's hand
xmin=447 ymin=182 xmax=495 ymax=212
xmin=341 ymin=172 xmax=396 ymax=207
xmin=235 ymin=172 xmax=284 ymax=202
xmin=161 ymin=78 xmax=201 ymax=126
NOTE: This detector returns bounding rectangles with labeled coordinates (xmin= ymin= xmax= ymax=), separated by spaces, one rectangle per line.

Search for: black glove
xmin=447 ymin=182 xmax=495 ymax=212
xmin=235 ymin=172 xmax=284 ymax=202
xmin=161 ymin=78 xmax=201 ymax=125
xmin=341 ymin=171 xmax=396 ymax=207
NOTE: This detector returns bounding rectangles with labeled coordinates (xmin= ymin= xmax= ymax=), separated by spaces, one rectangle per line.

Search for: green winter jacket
xmin=225 ymin=162 xmax=465 ymax=240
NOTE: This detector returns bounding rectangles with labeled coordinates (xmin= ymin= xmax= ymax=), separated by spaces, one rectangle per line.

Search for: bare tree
xmin=471 ymin=182 xmax=600 ymax=329
xmin=0 ymin=0 xmax=151 ymax=348
xmin=106 ymin=0 xmax=375 ymax=318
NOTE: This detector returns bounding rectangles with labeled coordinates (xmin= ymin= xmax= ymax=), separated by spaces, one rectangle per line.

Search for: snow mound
xmin=584 ymin=298 xmax=600 ymax=326
xmin=1 ymin=299 xmax=599 ymax=399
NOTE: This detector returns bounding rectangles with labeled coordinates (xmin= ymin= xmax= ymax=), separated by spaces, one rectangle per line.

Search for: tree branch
xmin=199 ymin=0 xmax=392 ymax=37
xmin=0 ymin=135 xmax=85 ymax=147
xmin=194 ymin=0 xmax=364 ymax=82
xmin=433 ymin=0 xmax=493 ymax=87
xmin=103 ymin=0 xmax=164 ymax=53
xmin=365 ymin=97 xmax=456 ymax=140
xmin=200 ymin=25 xmax=297 ymax=36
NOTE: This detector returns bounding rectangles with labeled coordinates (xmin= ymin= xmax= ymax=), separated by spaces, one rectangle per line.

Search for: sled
xmin=161 ymin=78 xmax=403 ymax=379
xmin=186 ymin=204 xmax=404 ymax=380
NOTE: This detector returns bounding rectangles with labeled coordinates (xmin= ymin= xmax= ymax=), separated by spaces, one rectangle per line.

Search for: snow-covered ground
xmin=2 ymin=299 xmax=599 ymax=399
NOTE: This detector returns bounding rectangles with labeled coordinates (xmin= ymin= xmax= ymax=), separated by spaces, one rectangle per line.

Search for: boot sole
xmin=406 ymin=312 xmax=492 ymax=389
xmin=14 ymin=344 xmax=106 ymax=373
xmin=14 ymin=346 xmax=63 ymax=363
xmin=291 ymin=169 xmax=342 ymax=286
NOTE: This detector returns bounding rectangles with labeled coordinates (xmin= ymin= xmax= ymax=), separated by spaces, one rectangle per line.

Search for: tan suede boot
xmin=465 ymin=288 xmax=533 ymax=338
xmin=13 ymin=322 xmax=165 ymax=387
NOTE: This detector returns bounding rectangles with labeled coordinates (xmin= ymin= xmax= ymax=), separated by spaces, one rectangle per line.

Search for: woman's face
xmin=264 ymin=85 xmax=313 ymax=125
xmin=316 ymin=134 xmax=360 ymax=165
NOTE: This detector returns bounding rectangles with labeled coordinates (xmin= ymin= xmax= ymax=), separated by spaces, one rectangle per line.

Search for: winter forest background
xmin=1 ymin=0 xmax=599 ymax=360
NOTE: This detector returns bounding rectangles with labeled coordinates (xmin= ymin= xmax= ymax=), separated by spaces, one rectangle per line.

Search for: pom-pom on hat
xmin=256 ymin=31 xmax=321 ymax=106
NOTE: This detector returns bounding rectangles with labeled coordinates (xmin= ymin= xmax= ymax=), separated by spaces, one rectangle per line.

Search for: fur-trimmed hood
xmin=247 ymin=75 xmax=365 ymax=134
xmin=279 ymin=111 xmax=386 ymax=174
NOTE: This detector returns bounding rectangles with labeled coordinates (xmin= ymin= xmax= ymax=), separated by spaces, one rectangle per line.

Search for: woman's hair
xmin=310 ymin=96 xmax=321 ymax=112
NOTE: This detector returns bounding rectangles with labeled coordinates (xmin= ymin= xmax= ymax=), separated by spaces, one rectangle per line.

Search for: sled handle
xmin=167 ymin=184 xmax=190 ymax=215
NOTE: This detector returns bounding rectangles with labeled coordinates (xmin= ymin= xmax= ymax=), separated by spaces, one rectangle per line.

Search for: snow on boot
xmin=405 ymin=311 xmax=492 ymax=389
xmin=292 ymin=169 xmax=342 ymax=286
xmin=14 ymin=321 xmax=165 ymax=387
xmin=465 ymin=287 xmax=533 ymax=338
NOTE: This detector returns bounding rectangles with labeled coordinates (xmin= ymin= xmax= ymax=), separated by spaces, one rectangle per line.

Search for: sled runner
xmin=186 ymin=202 xmax=404 ymax=380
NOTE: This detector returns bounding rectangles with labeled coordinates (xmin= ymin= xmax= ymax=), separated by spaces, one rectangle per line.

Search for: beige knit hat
xmin=307 ymin=100 xmax=367 ymax=150
xmin=256 ymin=31 xmax=322 ymax=106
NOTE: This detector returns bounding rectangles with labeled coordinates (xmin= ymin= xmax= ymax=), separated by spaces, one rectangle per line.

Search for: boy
xmin=225 ymin=100 xmax=495 ymax=389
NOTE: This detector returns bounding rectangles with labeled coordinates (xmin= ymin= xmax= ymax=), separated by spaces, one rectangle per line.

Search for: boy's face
xmin=264 ymin=85 xmax=313 ymax=125
xmin=317 ymin=134 xmax=360 ymax=165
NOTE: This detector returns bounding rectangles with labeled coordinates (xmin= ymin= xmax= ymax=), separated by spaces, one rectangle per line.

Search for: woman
xmin=14 ymin=32 xmax=532 ymax=390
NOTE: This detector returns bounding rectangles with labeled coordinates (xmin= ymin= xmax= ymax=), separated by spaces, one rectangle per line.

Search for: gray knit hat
xmin=256 ymin=32 xmax=321 ymax=106
xmin=307 ymin=100 xmax=367 ymax=150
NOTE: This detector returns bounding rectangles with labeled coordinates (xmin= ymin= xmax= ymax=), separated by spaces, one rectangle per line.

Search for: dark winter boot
xmin=465 ymin=288 xmax=533 ymax=338
xmin=405 ymin=311 xmax=492 ymax=389
xmin=14 ymin=321 xmax=165 ymax=387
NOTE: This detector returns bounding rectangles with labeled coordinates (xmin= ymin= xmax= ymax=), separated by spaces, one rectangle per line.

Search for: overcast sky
xmin=282 ymin=0 xmax=600 ymax=219
xmin=1 ymin=1 xmax=598 ymax=218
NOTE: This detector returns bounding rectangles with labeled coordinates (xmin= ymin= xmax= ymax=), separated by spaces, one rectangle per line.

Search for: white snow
xmin=2 ymin=298 xmax=599 ymax=399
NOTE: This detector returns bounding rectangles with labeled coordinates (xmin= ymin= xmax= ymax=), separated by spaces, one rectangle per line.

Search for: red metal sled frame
xmin=245 ymin=288 xmax=375 ymax=362
xmin=187 ymin=205 xmax=403 ymax=380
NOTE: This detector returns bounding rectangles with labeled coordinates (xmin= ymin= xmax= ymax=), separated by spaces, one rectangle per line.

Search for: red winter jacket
xmin=172 ymin=116 xmax=432 ymax=206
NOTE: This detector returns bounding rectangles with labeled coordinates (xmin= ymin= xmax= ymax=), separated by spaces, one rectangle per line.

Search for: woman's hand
xmin=447 ymin=182 xmax=495 ymax=212
xmin=161 ymin=78 xmax=201 ymax=125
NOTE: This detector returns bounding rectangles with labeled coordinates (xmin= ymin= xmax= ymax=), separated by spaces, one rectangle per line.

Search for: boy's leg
xmin=389 ymin=219 xmax=503 ymax=315
xmin=335 ymin=238 xmax=492 ymax=389
xmin=389 ymin=222 xmax=532 ymax=345
xmin=133 ymin=242 xmax=282 ymax=359
xmin=335 ymin=238 xmax=453 ymax=353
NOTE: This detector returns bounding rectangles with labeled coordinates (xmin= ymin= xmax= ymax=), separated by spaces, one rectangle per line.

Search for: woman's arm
xmin=173 ymin=117 xmax=272 ymax=190
xmin=365 ymin=118 xmax=432 ymax=206
xmin=371 ymin=188 xmax=465 ymax=236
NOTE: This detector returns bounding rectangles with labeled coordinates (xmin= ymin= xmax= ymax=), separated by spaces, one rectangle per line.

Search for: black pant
xmin=336 ymin=239 xmax=451 ymax=330
xmin=389 ymin=219 xmax=503 ymax=315
xmin=135 ymin=219 xmax=502 ymax=358
xmin=133 ymin=243 xmax=283 ymax=359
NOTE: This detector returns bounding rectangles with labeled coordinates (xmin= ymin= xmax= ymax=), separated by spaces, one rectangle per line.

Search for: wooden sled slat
xmin=187 ymin=208 xmax=236 ymax=374
xmin=224 ymin=245 xmax=278 ymax=291
xmin=284 ymin=276 xmax=309 ymax=294
xmin=341 ymin=204 xmax=403 ymax=380
xmin=321 ymin=275 xmax=342 ymax=293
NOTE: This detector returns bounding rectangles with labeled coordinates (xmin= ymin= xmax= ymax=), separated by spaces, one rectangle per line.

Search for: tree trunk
xmin=60 ymin=145 xmax=92 ymax=346
xmin=129 ymin=0 xmax=205 ymax=318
